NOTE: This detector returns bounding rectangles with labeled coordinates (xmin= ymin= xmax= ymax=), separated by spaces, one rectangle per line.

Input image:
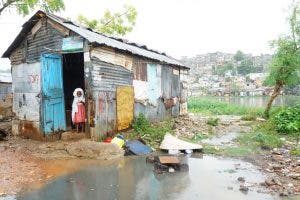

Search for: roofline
xmin=2 ymin=11 xmax=189 ymax=70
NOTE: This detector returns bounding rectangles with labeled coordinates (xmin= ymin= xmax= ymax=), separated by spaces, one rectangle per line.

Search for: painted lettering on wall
xmin=28 ymin=75 xmax=39 ymax=84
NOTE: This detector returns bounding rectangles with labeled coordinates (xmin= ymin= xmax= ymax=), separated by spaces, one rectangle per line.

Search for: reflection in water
xmin=16 ymin=156 xmax=280 ymax=200
xmin=211 ymin=96 xmax=299 ymax=108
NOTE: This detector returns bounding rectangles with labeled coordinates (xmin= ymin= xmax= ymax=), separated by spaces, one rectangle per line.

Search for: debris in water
xmin=125 ymin=140 xmax=153 ymax=155
xmin=146 ymin=155 xmax=189 ymax=174
xmin=160 ymin=133 xmax=202 ymax=152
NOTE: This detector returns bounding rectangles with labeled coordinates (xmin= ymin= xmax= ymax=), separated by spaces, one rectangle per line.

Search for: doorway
xmin=62 ymin=52 xmax=85 ymax=130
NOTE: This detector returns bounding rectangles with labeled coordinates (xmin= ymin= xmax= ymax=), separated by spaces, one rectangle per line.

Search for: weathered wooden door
xmin=116 ymin=86 xmax=134 ymax=131
xmin=41 ymin=54 xmax=66 ymax=134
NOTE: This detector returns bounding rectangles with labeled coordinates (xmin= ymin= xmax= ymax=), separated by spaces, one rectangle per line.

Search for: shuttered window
xmin=132 ymin=60 xmax=147 ymax=81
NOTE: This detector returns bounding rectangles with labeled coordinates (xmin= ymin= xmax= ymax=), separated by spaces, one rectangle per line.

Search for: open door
xmin=41 ymin=54 xmax=66 ymax=134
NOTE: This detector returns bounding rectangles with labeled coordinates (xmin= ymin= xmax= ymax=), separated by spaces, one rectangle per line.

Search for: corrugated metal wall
xmin=0 ymin=83 xmax=12 ymax=100
xmin=12 ymin=62 xmax=41 ymax=121
xmin=87 ymin=56 xmax=133 ymax=138
xmin=10 ymin=18 xmax=65 ymax=65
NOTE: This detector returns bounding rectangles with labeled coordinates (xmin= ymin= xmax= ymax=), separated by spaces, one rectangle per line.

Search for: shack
xmin=2 ymin=11 xmax=189 ymax=140
xmin=0 ymin=73 xmax=12 ymax=101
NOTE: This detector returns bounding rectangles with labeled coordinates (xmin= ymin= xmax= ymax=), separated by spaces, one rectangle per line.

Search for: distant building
xmin=0 ymin=72 xmax=12 ymax=101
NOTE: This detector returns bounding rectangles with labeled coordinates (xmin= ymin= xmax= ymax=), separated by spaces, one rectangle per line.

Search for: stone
xmin=237 ymin=177 xmax=245 ymax=182
xmin=239 ymin=185 xmax=249 ymax=192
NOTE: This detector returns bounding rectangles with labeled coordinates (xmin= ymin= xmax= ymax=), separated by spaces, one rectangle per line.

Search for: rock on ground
xmin=66 ymin=140 xmax=124 ymax=159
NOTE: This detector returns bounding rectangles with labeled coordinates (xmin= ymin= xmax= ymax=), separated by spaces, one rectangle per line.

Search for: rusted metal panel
xmin=161 ymin=66 xmax=172 ymax=117
xmin=132 ymin=58 xmax=147 ymax=81
xmin=10 ymin=18 xmax=66 ymax=65
xmin=172 ymin=68 xmax=180 ymax=117
xmin=116 ymin=86 xmax=134 ymax=131
xmin=91 ymin=58 xmax=133 ymax=92
xmin=91 ymin=47 xmax=133 ymax=70
xmin=12 ymin=62 xmax=41 ymax=121
xmin=94 ymin=91 xmax=116 ymax=137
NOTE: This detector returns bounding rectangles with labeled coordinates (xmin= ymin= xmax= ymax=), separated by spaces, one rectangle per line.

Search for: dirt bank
xmin=0 ymin=133 xmax=123 ymax=196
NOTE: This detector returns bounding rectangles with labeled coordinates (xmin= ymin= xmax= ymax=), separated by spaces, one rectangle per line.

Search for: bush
xmin=132 ymin=113 xmax=150 ymax=134
xmin=131 ymin=114 xmax=172 ymax=148
xmin=252 ymin=132 xmax=283 ymax=150
xmin=207 ymin=118 xmax=219 ymax=126
xmin=272 ymin=104 xmax=300 ymax=134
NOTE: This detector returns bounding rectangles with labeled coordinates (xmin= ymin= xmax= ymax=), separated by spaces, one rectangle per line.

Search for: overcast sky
xmin=0 ymin=0 xmax=291 ymax=69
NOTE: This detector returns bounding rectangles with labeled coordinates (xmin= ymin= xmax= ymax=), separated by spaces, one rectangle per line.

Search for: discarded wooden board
xmin=159 ymin=156 xmax=180 ymax=164
xmin=159 ymin=134 xmax=203 ymax=150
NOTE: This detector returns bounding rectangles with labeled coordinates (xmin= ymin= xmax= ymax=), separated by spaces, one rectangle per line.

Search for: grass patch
xmin=202 ymin=144 xmax=258 ymax=157
xmin=129 ymin=114 xmax=173 ymax=148
xmin=290 ymin=146 xmax=300 ymax=156
xmin=241 ymin=112 xmax=257 ymax=121
xmin=236 ymin=121 xmax=284 ymax=150
xmin=188 ymin=97 xmax=264 ymax=116
xmin=207 ymin=118 xmax=219 ymax=126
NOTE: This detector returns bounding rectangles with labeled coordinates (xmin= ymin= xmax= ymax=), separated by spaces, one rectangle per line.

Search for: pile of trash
xmin=146 ymin=155 xmax=189 ymax=174
xmin=104 ymin=134 xmax=153 ymax=156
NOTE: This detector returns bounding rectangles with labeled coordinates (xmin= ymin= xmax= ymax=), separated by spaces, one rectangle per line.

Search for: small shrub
xmin=207 ymin=118 xmax=219 ymax=126
xmin=132 ymin=113 xmax=151 ymax=134
xmin=252 ymin=132 xmax=283 ymax=150
xmin=272 ymin=104 xmax=300 ymax=135
xmin=131 ymin=114 xmax=172 ymax=148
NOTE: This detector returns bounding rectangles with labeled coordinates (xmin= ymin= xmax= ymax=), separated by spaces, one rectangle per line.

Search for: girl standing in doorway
xmin=72 ymin=88 xmax=86 ymax=132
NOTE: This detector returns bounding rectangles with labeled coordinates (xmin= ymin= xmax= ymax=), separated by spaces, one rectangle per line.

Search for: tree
xmin=0 ymin=0 xmax=64 ymax=16
xmin=234 ymin=50 xmax=246 ymax=62
xmin=77 ymin=5 xmax=137 ymax=36
xmin=264 ymin=1 xmax=300 ymax=118
xmin=237 ymin=58 xmax=254 ymax=75
xmin=215 ymin=62 xmax=234 ymax=76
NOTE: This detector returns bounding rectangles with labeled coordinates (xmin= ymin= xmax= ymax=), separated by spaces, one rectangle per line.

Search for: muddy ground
xmin=0 ymin=115 xmax=299 ymax=198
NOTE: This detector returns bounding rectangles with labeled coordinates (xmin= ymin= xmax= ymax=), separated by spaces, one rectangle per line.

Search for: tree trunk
xmin=264 ymin=83 xmax=282 ymax=119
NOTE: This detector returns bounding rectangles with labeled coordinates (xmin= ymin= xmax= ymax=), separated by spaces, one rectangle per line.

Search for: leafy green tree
xmin=264 ymin=2 xmax=300 ymax=118
xmin=234 ymin=50 xmax=246 ymax=62
xmin=77 ymin=5 xmax=137 ymax=36
xmin=0 ymin=0 xmax=64 ymax=16
xmin=215 ymin=62 xmax=234 ymax=76
xmin=237 ymin=58 xmax=254 ymax=75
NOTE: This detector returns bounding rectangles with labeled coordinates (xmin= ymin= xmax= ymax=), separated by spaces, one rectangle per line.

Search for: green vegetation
xmin=290 ymin=146 xmax=300 ymax=156
xmin=0 ymin=0 xmax=65 ymax=16
xmin=241 ymin=112 xmax=257 ymax=121
xmin=130 ymin=114 xmax=172 ymax=148
xmin=206 ymin=118 xmax=219 ymax=126
xmin=188 ymin=97 xmax=264 ymax=116
xmin=78 ymin=5 xmax=137 ymax=36
xmin=215 ymin=62 xmax=234 ymax=76
xmin=272 ymin=104 xmax=300 ymax=136
xmin=264 ymin=2 xmax=300 ymax=118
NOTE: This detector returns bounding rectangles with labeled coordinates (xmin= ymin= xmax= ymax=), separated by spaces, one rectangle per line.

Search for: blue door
xmin=41 ymin=54 xmax=66 ymax=133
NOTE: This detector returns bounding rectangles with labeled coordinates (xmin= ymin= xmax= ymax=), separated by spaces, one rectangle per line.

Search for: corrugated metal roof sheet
xmin=3 ymin=11 xmax=188 ymax=69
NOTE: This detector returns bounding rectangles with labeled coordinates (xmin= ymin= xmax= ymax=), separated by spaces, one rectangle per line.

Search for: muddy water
xmin=7 ymin=155 xmax=281 ymax=200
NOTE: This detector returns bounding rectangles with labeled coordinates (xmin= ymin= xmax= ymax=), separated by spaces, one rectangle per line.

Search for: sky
xmin=0 ymin=0 xmax=291 ymax=69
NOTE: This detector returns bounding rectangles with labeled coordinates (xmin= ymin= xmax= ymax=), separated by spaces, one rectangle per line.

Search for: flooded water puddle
xmin=8 ymin=155 xmax=281 ymax=200
xmin=202 ymin=131 xmax=239 ymax=146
